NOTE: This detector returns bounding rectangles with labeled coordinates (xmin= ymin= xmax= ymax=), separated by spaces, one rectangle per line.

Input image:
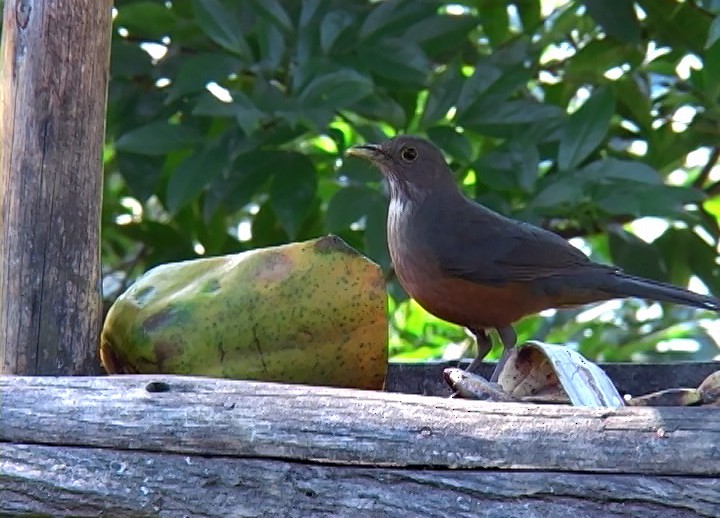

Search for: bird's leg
xmin=490 ymin=326 xmax=517 ymax=382
xmin=465 ymin=327 xmax=492 ymax=374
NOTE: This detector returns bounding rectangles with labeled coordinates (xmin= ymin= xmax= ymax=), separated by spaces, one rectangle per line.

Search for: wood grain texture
xmin=2 ymin=375 xmax=719 ymax=475
xmin=0 ymin=0 xmax=111 ymax=374
xmin=2 ymin=443 xmax=718 ymax=518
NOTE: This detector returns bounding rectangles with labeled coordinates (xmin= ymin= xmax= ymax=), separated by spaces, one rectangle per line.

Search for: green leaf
xmin=656 ymin=228 xmax=720 ymax=292
xmin=612 ymin=74 xmax=653 ymax=131
xmin=166 ymin=148 xmax=227 ymax=213
xmin=566 ymin=39 xmax=644 ymax=81
xmin=636 ymin=0 xmax=710 ymax=54
xmin=581 ymin=159 xmax=661 ymax=185
xmin=209 ymin=150 xmax=273 ymax=214
xmin=352 ymin=93 xmax=407 ymax=129
xmin=122 ymin=221 xmax=195 ymax=268
xmin=583 ymin=0 xmax=641 ymax=43
xmin=516 ymin=0 xmax=541 ymax=33
xmin=421 ymin=64 xmax=465 ymax=128
xmin=166 ymin=53 xmax=242 ymax=102
xmin=460 ymin=99 xmax=563 ymax=128
xmin=455 ymin=62 xmax=503 ymax=114
xmin=557 ymin=87 xmax=615 ymax=171
xmin=320 ymin=10 xmax=355 ymax=54
xmin=116 ymin=153 xmax=163 ymax=201
xmin=247 ymin=0 xmax=293 ymax=33
xmin=593 ymin=185 xmax=642 ymax=215
xmin=192 ymin=0 xmax=252 ymax=58
xmin=192 ymin=91 xmax=266 ymax=134
xmin=638 ymin=186 xmax=706 ymax=216
xmin=404 ymin=14 xmax=479 ymax=56
xmin=701 ymin=40 xmax=720 ymax=99
xmin=701 ymin=0 xmax=720 ymax=15
xmin=358 ymin=38 xmax=430 ymax=86
xmin=110 ymin=41 xmax=153 ymax=78
xmin=231 ymin=98 xmax=267 ymax=136
xmin=359 ymin=0 xmax=436 ymax=40
xmin=707 ymin=16 xmax=720 ymax=48
xmin=594 ymin=184 xmax=704 ymax=217
xmin=326 ymin=186 xmax=379 ymax=232
xmin=252 ymin=201 xmax=289 ymax=247
xmin=269 ymin=153 xmax=318 ymax=238
xmin=479 ymin=1 xmax=510 ymax=45
xmin=198 ymin=205 xmax=233 ymax=255
xmin=529 ymin=177 xmax=585 ymax=210
xmin=255 ymin=19 xmax=286 ymax=72
xmin=299 ymin=69 xmax=373 ymax=109
xmin=475 ymin=144 xmax=541 ymax=194
xmin=299 ymin=0 xmax=324 ymax=27
xmin=338 ymin=155 xmax=382 ymax=185
xmin=115 ymin=2 xmax=178 ymax=39
xmin=191 ymin=94 xmax=240 ymax=119
xmin=608 ymin=227 xmax=668 ymax=282
xmin=509 ymin=142 xmax=541 ymax=193
xmin=115 ymin=122 xmax=201 ymax=155
xmin=426 ymin=126 xmax=472 ymax=163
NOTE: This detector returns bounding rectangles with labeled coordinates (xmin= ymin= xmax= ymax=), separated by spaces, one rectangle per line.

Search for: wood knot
xmin=16 ymin=0 xmax=31 ymax=29
xmin=145 ymin=380 xmax=171 ymax=393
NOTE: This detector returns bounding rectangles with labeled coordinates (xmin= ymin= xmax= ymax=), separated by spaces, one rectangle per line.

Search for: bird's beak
xmin=346 ymin=143 xmax=385 ymax=163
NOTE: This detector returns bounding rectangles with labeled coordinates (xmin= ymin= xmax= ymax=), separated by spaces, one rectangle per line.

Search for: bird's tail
xmin=606 ymin=273 xmax=720 ymax=311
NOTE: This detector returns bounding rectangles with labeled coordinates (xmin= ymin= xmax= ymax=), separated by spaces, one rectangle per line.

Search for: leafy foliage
xmin=101 ymin=0 xmax=720 ymax=363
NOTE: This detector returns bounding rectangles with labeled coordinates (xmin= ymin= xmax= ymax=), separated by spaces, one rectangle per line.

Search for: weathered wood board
xmin=3 ymin=443 xmax=718 ymax=517
xmin=1 ymin=372 xmax=718 ymax=517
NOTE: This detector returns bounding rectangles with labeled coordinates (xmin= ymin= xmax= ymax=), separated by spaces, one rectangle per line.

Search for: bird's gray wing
xmin=429 ymin=202 xmax=614 ymax=285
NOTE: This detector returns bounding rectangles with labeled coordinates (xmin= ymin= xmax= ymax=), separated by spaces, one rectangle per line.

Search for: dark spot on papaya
xmin=154 ymin=340 xmax=181 ymax=371
xmin=253 ymin=252 xmax=292 ymax=283
xmin=202 ymin=278 xmax=221 ymax=294
xmin=133 ymin=286 xmax=156 ymax=305
xmin=313 ymin=234 xmax=356 ymax=255
xmin=145 ymin=381 xmax=171 ymax=393
xmin=142 ymin=305 xmax=186 ymax=333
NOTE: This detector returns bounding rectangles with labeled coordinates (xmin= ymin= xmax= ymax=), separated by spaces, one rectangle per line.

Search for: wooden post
xmin=0 ymin=0 xmax=111 ymax=374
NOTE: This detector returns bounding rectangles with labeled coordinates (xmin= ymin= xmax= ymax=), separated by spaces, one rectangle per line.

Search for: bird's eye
xmin=401 ymin=147 xmax=418 ymax=162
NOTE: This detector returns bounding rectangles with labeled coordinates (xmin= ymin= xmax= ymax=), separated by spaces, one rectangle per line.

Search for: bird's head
xmin=347 ymin=136 xmax=458 ymax=200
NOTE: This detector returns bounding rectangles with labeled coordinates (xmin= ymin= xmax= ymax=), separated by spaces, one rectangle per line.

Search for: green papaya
xmin=101 ymin=235 xmax=388 ymax=389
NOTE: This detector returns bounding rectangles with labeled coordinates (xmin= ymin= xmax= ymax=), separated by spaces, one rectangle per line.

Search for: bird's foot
xmin=465 ymin=327 xmax=491 ymax=374
xmin=490 ymin=326 xmax=517 ymax=382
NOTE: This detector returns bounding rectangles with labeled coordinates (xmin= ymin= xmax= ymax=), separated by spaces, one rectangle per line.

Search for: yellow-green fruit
xmin=101 ymin=235 xmax=388 ymax=389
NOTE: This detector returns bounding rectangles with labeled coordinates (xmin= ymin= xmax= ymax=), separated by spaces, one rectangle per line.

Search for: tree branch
xmin=542 ymin=214 xmax=635 ymax=239
xmin=693 ymin=146 xmax=720 ymax=190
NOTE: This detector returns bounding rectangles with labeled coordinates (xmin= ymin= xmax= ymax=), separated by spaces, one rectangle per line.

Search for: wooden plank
xmin=2 ymin=375 xmax=718 ymax=475
xmin=1 ymin=443 xmax=717 ymax=518
xmin=0 ymin=0 xmax=111 ymax=374
xmin=386 ymin=360 xmax=720 ymax=397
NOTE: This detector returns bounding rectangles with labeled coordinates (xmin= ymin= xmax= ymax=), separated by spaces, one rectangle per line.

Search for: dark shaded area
xmin=386 ymin=360 xmax=720 ymax=397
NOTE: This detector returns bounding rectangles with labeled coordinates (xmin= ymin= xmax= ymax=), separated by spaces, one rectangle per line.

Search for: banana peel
xmin=101 ymin=235 xmax=388 ymax=390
